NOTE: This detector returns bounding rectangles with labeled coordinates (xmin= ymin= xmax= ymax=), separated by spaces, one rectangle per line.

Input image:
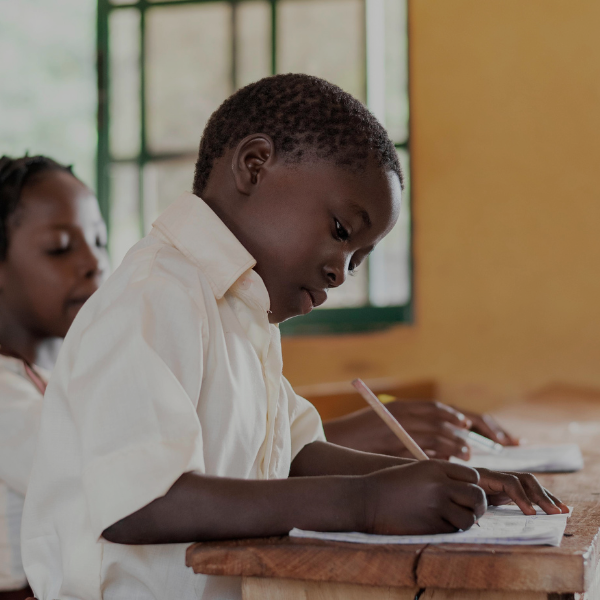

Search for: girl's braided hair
xmin=0 ymin=155 xmax=74 ymax=260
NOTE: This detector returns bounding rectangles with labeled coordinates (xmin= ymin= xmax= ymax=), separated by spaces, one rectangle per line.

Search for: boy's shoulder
xmin=109 ymin=233 xmax=212 ymax=307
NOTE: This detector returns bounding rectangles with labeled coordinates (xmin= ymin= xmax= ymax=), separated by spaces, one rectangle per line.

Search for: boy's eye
xmin=96 ymin=235 xmax=108 ymax=249
xmin=348 ymin=262 xmax=357 ymax=276
xmin=334 ymin=219 xmax=349 ymax=242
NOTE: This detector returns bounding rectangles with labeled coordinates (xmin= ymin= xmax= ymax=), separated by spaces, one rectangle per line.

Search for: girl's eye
xmin=96 ymin=235 xmax=107 ymax=249
xmin=334 ymin=219 xmax=349 ymax=242
xmin=47 ymin=246 xmax=71 ymax=256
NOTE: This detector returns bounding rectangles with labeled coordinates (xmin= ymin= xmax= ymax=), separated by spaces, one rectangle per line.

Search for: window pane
xmin=142 ymin=157 xmax=196 ymax=232
xmin=0 ymin=0 xmax=96 ymax=186
xmin=236 ymin=0 xmax=271 ymax=89
xmin=146 ymin=3 xmax=232 ymax=154
xmin=109 ymin=163 xmax=140 ymax=268
xmin=369 ymin=148 xmax=410 ymax=306
xmin=109 ymin=8 xmax=141 ymax=159
xmin=277 ymin=0 xmax=366 ymax=103
xmin=384 ymin=0 xmax=408 ymax=143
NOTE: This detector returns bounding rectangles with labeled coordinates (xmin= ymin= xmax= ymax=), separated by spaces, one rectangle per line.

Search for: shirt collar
xmin=151 ymin=192 xmax=256 ymax=300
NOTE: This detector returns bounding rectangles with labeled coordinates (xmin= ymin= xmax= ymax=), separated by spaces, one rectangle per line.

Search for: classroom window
xmin=0 ymin=0 xmax=96 ymax=187
xmin=97 ymin=0 xmax=411 ymax=334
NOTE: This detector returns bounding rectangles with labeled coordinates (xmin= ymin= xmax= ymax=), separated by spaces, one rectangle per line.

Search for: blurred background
xmin=2 ymin=0 xmax=600 ymax=412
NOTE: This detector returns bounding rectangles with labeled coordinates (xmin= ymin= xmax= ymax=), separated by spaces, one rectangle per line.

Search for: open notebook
xmin=290 ymin=505 xmax=572 ymax=547
xmin=450 ymin=443 xmax=583 ymax=472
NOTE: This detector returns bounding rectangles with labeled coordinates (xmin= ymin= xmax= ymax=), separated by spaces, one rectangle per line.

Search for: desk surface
xmin=186 ymin=392 xmax=600 ymax=594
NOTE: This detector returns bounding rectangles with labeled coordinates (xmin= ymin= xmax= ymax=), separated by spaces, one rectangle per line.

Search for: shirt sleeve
xmin=68 ymin=273 xmax=208 ymax=539
xmin=283 ymin=377 xmax=326 ymax=462
xmin=0 ymin=368 xmax=42 ymax=495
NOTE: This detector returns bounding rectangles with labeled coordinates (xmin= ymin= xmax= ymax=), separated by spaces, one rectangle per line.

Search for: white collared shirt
xmin=21 ymin=193 xmax=325 ymax=600
xmin=0 ymin=356 xmax=48 ymax=591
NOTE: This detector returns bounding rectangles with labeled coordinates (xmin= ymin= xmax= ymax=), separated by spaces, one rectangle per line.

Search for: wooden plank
xmin=186 ymin=536 xmax=423 ymax=588
xmin=417 ymin=394 xmax=600 ymax=593
xmin=420 ymin=591 xmax=546 ymax=600
xmin=186 ymin=393 xmax=600 ymax=594
xmin=242 ymin=577 xmax=418 ymax=600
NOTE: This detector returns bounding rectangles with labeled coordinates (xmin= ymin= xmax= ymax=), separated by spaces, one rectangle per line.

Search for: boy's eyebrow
xmin=349 ymin=202 xmax=372 ymax=229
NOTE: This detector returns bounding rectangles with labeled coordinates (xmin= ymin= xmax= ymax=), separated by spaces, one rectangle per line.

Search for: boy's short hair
xmin=193 ymin=73 xmax=404 ymax=196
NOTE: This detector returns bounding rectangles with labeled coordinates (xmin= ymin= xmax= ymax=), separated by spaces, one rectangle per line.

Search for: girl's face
xmin=0 ymin=170 xmax=108 ymax=339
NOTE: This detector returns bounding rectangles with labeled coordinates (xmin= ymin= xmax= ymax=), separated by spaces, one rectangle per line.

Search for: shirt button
xmin=238 ymin=278 xmax=252 ymax=290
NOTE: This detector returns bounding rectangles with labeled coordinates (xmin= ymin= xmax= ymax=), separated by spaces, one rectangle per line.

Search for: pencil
xmin=352 ymin=378 xmax=482 ymax=527
xmin=351 ymin=378 xmax=429 ymax=461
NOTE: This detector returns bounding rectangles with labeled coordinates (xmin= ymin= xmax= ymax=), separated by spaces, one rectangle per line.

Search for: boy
xmin=21 ymin=74 xmax=566 ymax=600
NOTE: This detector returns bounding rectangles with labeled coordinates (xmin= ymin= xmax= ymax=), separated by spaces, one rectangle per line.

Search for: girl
xmin=0 ymin=155 xmax=107 ymax=599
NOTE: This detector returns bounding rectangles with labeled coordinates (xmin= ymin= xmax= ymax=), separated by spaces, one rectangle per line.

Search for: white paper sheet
xmin=290 ymin=505 xmax=572 ymax=547
xmin=449 ymin=443 xmax=583 ymax=472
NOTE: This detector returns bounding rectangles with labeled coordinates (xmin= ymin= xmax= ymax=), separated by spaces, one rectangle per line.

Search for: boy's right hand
xmin=361 ymin=460 xmax=486 ymax=535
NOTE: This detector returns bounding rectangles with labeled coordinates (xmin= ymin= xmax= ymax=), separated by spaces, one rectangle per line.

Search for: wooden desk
xmin=186 ymin=394 xmax=600 ymax=599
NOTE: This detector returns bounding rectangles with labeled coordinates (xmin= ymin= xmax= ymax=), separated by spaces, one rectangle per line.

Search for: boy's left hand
xmin=476 ymin=468 xmax=569 ymax=515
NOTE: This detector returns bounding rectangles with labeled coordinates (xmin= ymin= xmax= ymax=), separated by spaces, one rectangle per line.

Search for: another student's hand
xmin=324 ymin=401 xmax=472 ymax=460
xmin=475 ymin=468 xmax=569 ymax=515
xmin=461 ymin=410 xmax=520 ymax=446
xmin=362 ymin=460 xmax=486 ymax=535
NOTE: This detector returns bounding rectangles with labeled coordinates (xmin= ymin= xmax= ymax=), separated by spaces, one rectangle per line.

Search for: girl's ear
xmin=231 ymin=134 xmax=275 ymax=195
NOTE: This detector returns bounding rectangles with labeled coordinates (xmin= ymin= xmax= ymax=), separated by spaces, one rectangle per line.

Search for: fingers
xmin=465 ymin=412 xmax=519 ymax=446
xmin=413 ymin=431 xmax=470 ymax=460
xmin=435 ymin=460 xmax=480 ymax=484
xmin=388 ymin=400 xmax=472 ymax=430
xmin=478 ymin=469 xmax=536 ymax=515
xmin=443 ymin=502 xmax=482 ymax=532
xmin=448 ymin=482 xmax=487 ymax=518
xmin=515 ymin=473 xmax=563 ymax=515
xmin=546 ymin=491 xmax=570 ymax=514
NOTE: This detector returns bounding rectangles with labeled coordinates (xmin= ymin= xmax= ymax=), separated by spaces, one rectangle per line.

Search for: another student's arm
xmin=323 ymin=401 xmax=519 ymax=460
xmin=323 ymin=401 xmax=472 ymax=460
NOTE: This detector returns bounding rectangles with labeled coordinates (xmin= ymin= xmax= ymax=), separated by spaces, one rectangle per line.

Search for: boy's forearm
xmin=102 ymin=471 xmax=364 ymax=545
xmin=290 ymin=440 xmax=413 ymax=477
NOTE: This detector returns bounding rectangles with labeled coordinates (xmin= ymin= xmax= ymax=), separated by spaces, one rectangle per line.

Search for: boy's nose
xmin=325 ymin=264 xmax=347 ymax=288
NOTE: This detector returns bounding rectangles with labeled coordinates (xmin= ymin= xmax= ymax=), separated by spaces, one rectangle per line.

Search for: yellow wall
xmin=282 ymin=0 xmax=600 ymax=411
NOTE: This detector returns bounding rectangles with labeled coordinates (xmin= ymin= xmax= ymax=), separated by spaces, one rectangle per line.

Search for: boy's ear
xmin=231 ymin=134 xmax=275 ymax=195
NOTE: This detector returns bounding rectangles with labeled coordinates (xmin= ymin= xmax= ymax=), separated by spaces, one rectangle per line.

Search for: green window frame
xmin=96 ymin=0 xmax=412 ymax=335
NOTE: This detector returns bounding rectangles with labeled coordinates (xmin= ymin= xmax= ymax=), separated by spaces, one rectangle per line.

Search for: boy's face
xmin=219 ymin=151 xmax=401 ymax=323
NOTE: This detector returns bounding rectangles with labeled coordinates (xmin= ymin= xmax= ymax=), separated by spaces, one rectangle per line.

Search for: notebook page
xmin=290 ymin=505 xmax=572 ymax=547
xmin=450 ymin=443 xmax=583 ymax=472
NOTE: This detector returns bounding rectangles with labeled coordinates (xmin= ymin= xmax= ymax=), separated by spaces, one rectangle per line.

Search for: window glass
xmin=109 ymin=8 xmax=141 ymax=159
xmin=277 ymin=0 xmax=366 ymax=103
xmin=0 ymin=0 xmax=96 ymax=186
xmin=146 ymin=3 xmax=232 ymax=153
xmin=142 ymin=157 xmax=196 ymax=231
xmin=236 ymin=0 xmax=271 ymax=89
xmin=109 ymin=163 xmax=140 ymax=268
xmin=369 ymin=148 xmax=410 ymax=306
xmin=384 ymin=0 xmax=408 ymax=143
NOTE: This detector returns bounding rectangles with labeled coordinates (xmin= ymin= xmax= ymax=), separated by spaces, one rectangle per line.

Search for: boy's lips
xmin=301 ymin=287 xmax=327 ymax=311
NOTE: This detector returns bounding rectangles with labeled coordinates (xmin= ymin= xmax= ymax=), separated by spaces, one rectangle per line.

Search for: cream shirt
xmin=22 ymin=192 xmax=325 ymax=600
xmin=0 ymin=355 xmax=48 ymax=591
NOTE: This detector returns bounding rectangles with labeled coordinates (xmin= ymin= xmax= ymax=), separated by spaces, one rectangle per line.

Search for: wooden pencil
xmin=351 ymin=378 xmax=429 ymax=461
xmin=351 ymin=379 xmax=482 ymax=526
